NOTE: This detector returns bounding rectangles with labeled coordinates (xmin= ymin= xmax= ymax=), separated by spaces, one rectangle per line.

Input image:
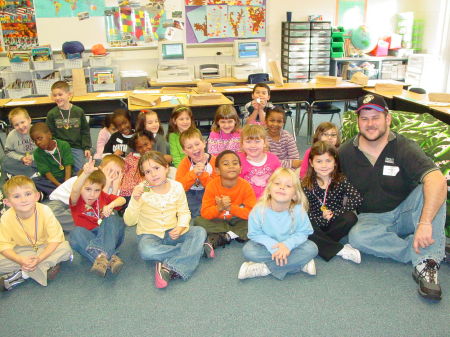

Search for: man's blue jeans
xmin=137 ymin=226 xmax=207 ymax=280
xmin=69 ymin=214 xmax=125 ymax=262
xmin=349 ymin=185 xmax=446 ymax=266
xmin=242 ymin=240 xmax=318 ymax=280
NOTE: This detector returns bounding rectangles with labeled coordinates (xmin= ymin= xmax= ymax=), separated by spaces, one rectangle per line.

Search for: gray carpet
xmin=1 ymin=227 xmax=449 ymax=337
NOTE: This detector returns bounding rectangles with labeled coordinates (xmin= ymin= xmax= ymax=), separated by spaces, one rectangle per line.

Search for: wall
xmin=0 ymin=0 xmax=410 ymax=80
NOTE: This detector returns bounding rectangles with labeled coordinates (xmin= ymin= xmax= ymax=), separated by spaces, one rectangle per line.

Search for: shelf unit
xmin=281 ymin=21 xmax=331 ymax=82
xmin=330 ymin=56 xmax=408 ymax=80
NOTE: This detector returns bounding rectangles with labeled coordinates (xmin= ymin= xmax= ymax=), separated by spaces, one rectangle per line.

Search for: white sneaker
xmin=238 ymin=261 xmax=271 ymax=280
xmin=337 ymin=244 xmax=361 ymax=264
xmin=301 ymin=259 xmax=316 ymax=276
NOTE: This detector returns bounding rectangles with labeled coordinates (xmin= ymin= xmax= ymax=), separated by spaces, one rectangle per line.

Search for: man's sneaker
xmin=238 ymin=261 xmax=271 ymax=280
xmin=301 ymin=259 xmax=317 ymax=276
xmin=155 ymin=262 xmax=173 ymax=289
xmin=203 ymin=242 xmax=215 ymax=258
xmin=109 ymin=255 xmax=124 ymax=274
xmin=207 ymin=233 xmax=231 ymax=249
xmin=337 ymin=244 xmax=361 ymax=264
xmin=1 ymin=270 xmax=25 ymax=291
xmin=412 ymin=259 xmax=441 ymax=301
xmin=90 ymin=254 xmax=109 ymax=277
xmin=47 ymin=263 xmax=61 ymax=281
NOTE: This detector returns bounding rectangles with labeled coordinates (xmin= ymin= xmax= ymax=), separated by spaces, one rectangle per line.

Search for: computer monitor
xmin=158 ymin=41 xmax=186 ymax=66
xmin=233 ymin=39 xmax=261 ymax=64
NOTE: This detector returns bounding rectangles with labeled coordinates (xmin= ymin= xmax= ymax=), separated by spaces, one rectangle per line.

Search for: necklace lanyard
xmin=143 ymin=179 xmax=168 ymax=192
xmin=312 ymin=182 xmax=330 ymax=211
xmin=59 ymin=105 xmax=71 ymax=129
xmin=48 ymin=141 xmax=64 ymax=170
xmin=16 ymin=208 xmax=39 ymax=252
xmin=86 ymin=199 xmax=102 ymax=225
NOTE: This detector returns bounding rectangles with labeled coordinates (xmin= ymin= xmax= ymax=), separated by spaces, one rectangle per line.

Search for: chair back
xmin=248 ymin=73 xmax=269 ymax=84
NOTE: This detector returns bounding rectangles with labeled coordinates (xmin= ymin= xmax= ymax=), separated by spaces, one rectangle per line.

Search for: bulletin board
xmin=0 ymin=0 xmax=266 ymax=51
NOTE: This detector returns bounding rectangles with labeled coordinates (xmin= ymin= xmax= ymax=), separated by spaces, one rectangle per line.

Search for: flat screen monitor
xmin=233 ymin=39 xmax=261 ymax=64
xmin=158 ymin=41 xmax=186 ymax=66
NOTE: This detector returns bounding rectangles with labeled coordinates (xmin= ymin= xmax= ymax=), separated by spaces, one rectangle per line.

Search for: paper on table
xmin=97 ymin=93 xmax=126 ymax=97
xmin=133 ymin=90 xmax=160 ymax=94
xmin=160 ymin=95 xmax=176 ymax=102
xmin=6 ymin=100 xmax=36 ymax=106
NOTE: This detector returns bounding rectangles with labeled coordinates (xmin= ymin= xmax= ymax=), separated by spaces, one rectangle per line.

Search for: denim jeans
xmin=69 ymin=214 xmax=125 ymax=262
xmin=2 ymin=156 xmax=38 ymax=177
xmin=33 ymin=176 xmax=64 ymax=196
xmin=137 ymin=226 xmax=207 ymax=280
xmin=242 ymin=240 xmax=318 ymax=280
xmin=349 ymin=185 xmax=446 ymax=266
xmin=186 ymin=189 xmax=204 ymax=218
xmin=71 ymin=148 xmax=87 ymax=174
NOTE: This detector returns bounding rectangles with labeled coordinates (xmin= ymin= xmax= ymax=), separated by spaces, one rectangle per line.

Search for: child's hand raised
xmin=132 ymin=185 xmax=145 ymax=201
xmin=83 ymin=157 xmax=98 ymax=175
xmin=271 ymin=243 xmax=291 ymax=266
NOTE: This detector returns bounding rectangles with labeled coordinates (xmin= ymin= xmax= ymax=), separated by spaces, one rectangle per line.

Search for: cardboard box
xmin=315 ymin=75 xmax=342 ymax=85
xmin=349 ymin=72 xmax=368 ymax=86
xmin=428 ymin=93 xmax=450 ymax=103
xmin=196 ymin=81 xmax=213 ymax=93
xmin=375 ymin=82 xmax=403 ymax=95
xmin=189 ymin=93 xmax=223 ymax=105
xmin=129 ymin=94 xmax=161 ymax=107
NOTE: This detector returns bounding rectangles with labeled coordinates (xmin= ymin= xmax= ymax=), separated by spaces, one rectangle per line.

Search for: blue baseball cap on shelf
xmin=62 ymin=41 xmax=85 ymax=59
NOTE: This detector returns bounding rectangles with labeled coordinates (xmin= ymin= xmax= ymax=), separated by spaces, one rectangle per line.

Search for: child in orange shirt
xmin=175 ymin=128 xmax=217 ymax=218
xmin=194 ymin=150 xmax=256 ymax=249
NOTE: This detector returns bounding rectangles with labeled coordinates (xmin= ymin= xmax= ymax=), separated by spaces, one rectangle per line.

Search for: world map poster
xmin=186 ymin=0 xmax=265 ymax=43
xmin=35 ymin=0 xmax=105 ymax=18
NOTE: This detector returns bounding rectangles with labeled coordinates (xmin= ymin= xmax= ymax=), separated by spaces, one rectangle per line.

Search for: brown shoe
xmin=47 ymin=263 xmax=61 ymax=281
xmin=90 ymin=254 xmax=109 ymax=277
xmin=109 ymin=255 xmax=124 ymax=274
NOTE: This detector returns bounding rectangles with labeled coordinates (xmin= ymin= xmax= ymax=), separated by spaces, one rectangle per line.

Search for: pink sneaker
xmin=154 ymin=262 xmax=171 ymax=289
xmin=203 ymin=242 xmax=215 ymax=258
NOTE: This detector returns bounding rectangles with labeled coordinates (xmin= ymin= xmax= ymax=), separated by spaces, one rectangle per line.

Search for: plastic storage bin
xmin=10 ymin=62 xmax=30 ymax=72
xmin=33 ymin=60 xmax=54 ymax=70
xmin=7 ymin=87 xmax=33 ymax=98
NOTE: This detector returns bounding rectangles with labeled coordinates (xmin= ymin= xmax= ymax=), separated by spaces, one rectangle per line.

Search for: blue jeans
xmin=137 ymin=226 xmax=207 ymax=280
xmin=243 ymin=240 xmax=318 ymax=280
xmin=186 ymin=189 xmax=204 ymax=218
xmin=2 ymin=156 xmax=38 ymax=177
xmin=71 ymin=148 xmax=87 ymax=174
xmin=33 ymin=176 xmax=63 ymax=195
xmin=349 ymin=185 xmax=446 ymax=266
xmin=69 ymin=214 xmax=125 ymax=262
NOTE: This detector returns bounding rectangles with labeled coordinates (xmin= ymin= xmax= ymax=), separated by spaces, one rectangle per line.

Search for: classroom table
xmin=127 ymin=92 xmax=233 ymax=123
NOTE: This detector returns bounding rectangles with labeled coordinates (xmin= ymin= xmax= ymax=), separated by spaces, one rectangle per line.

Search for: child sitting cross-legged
xmin=238 ymin=168 xmax=318 ymax=280
xmin=175 ymin=128 xmax=217 ymax=218
xmin=194 ymin=150 xmax=257 ymax=249
xmin=69 ymin=158 xmax=126 ymax=277
xmin=0 ymin=176 xmax=73 ymax=291
xmin=124 ymin=151 xmax=213 ymax=289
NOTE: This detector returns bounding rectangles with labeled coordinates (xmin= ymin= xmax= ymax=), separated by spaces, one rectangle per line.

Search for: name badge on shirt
xmin=383 ymin=165 xmax=399 ymax=176
xmin=116 ymin=138 xmax=123 ymax=144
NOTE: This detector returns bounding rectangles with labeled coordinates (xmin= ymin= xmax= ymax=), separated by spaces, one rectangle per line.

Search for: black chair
xmin=248 ymin=73 xmax=270 ymax=84
xmin=298 ymin=102 xmax=341 ymax=132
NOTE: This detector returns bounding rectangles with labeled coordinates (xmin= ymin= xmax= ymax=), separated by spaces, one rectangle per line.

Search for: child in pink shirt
xmin=238 ymin=124 xmax=281 ymax=198
xmin=207 ymin=105 xmax=241 ymax=156
xmin=94 ymin=114 xmax=117 ymax=160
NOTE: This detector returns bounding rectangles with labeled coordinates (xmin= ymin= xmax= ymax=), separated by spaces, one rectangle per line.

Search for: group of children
xmin=0 ymin=81 xmax=363 ymax=291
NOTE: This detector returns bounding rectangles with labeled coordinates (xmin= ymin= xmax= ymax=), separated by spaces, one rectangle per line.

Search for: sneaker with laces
xmin=412 ymin=259 xmax=442 ymax=301
xmin=203 ymin=242 xmax=215 ymax=258
xmin=207 ymin=233 xmax=231 ymax=249
xmin=155 ymin=262 xmax=173 ymax=289
xmin=47 ymin=263 xmax=61 ymax=281
xmin=337 ymin=244 xmax=361 ymax=264
xmin=301 ymin=259 xmax=317 ymax=276
xmin=1 ymin=270 xmax=25 ymax=291
xmin=90 ymin=254 xmax=109 ymax=277
xmin=238 ymin=261 xmax=271 ymax=280
xmin=109 ymin=255 xmax=124 ymax=274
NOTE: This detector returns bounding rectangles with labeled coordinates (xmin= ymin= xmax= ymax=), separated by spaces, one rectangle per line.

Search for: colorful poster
xmin=35 ymin=0 xmax=105 ymax=18
xmin=0 ymin=0 xmax=38 ymax=51
xmin=105 ymin=2 xmax=185 ymax=47
xmin=186 ymin=1 xmax=266 ymax=43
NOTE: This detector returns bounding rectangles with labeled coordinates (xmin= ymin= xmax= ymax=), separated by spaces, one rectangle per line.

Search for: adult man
xmin=339 ymin=94 xmax=446 ymax=301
